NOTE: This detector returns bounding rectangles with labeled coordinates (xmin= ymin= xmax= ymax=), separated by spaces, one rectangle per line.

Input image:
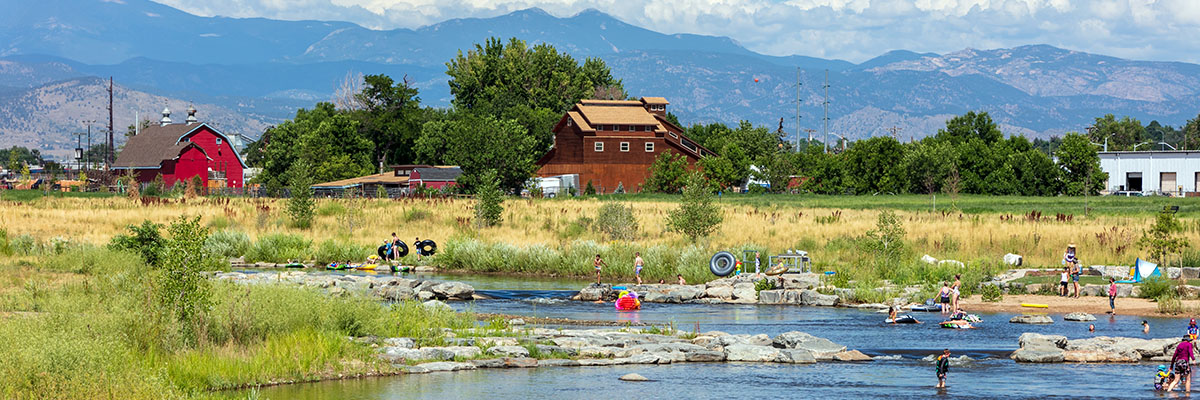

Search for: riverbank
xmin=960 ymin=294 xmax=1200 ymax=317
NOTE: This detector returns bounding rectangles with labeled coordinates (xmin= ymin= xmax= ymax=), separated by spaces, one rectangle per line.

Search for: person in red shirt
xmin=1166 ymin=337 xmax=1196 ymax=392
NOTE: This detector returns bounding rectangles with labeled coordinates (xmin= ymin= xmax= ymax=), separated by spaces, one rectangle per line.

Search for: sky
xmin=155 ymin=0 xmax=1200 ymax=63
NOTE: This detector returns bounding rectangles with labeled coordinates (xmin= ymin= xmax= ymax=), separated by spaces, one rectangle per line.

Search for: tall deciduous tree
xmin=843 ymin=136 xmax=906 ymax=194
xmin=1055 ymin=133 xmax=1108 ymax=196
xmin=415 ymin=113 xmax=539 ymax=192
xmin=355 ymin=74 xmax=422 ymax=168
xmin=936 ymin=111 xmax=1003 ymax=145
xmin=1183 ymin=114 xmax=1200 ymax=150
xmin=255 ymin=103 xmax=376 ymax=190
xmin=1090 ymin=114 xmax=1146 ymax=151
xmin=667 ymin=172 xmax=723 ymax=240
xmin=643 ymin=152 xmax=690 ymax=193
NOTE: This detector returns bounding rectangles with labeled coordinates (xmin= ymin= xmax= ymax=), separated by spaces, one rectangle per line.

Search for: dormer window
xmin=216 ymin=138 xmax=222 ymax=145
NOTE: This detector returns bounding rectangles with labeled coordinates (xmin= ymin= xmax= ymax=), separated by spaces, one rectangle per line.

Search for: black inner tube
xmin=418 ymin=239 xmax=437 ymax=256
xmin=394 ymin=241 xmax=409 ymax=258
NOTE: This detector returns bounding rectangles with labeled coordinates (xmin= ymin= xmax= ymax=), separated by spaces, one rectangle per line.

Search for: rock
xmin=488 ymin=345 xmax=530 ymax=358
xmin=938 ymin=259 xmax=965 ymax=268
xmin=921 ymin=254 xmax=938 ymax=265
xmin=578 ymin=358 xmax=622 ymax=366
xmin=833 ymin=350 xmax=873 ymax=361
xmin=1185 ymin=268 xmax=1200 ymax=280
xmin=643 ymin=291 xmax=680 ymax=303
xmin=469 ymin=358 xmax=505 ymax=368
xmin=627 ymin=353 xmax=662 ymax=364
xmin=771 ymin=331 xmax=846 ymax=359
xmin=1003 ymin=253 xmax=1023 ymax=266
xmin=1019 ymin=333 xmax=1067 ymax=349
xmin=799 ymin=290 xmax=839 ymax=306
xmin=420 ymin=346 xmax=480 ymax=360
xmin=423 ymin=299 xmax=452 ymax=311
xmin=508 ymin=318 xmax=525 ymax=326
xmin=414 ymin=361 xmax=476 ymax=372
xmin=536 ymin=344 xmax=576 ymax=356
xmin=1080 ymin=284 xmax=1106 ymax=297
xmin=1025 ymin=283 xmax=1044 ymax=294
xmin=1063 ymin=312 xmax=1096 ymax=322
xmin=477 ymin=337 xmax=519 ymax=347
xmin=1063 ymin=349 xmax=1140 ymax=363
xmin=417 ymin=290 xmax=437 ymax=301
xmin=723 ymin=344 xmax=782 ymax=362
xmin=374 ymin=286 xmax=415 ymax=301
xmin=380 ymin=347 xmax=422 ymax=362
xmin=1010 ymin=348 xmax=1065 ymax=363
xmin=578 ymin=346 xmax=617 ymax=358
xmin=1181 ymin=285 xmax=1200 ymax=298
xmin=502 ymin=357 xmax=538 ymax=368
xmin=1010 ymin=315 xmax=1054 ymax=324
xmin=328 ymin=287 xmax=347 ymax=297
xmin=538 ymin=359 xmax=581 ymax=367
xmin=685 ymin=350 xmax=726 ymax=362
xmin=383 ymin=337 xmax=415 ymax=348
xmin=551 ymin=338 xmax=590 ymax=349
xmin=413 ymin=266 xmax=436 ymax=273
xmin=431 ymin=282 xmax=474 ymax=299
xmin=731 ymin=283 xmax=757 ymax=302
xmin=1168 ymin=267 xmax=1183 ymax=279
xmin=705 ymin=285 xmax=734 ymax=299
xmin=758 ymin=289 xmax=803 ymax=305
xmin=619 ymin=373 xmax=650 ymax=382
xmin=575 ymin=284 xmax=613 ymax=301
xmin=774 ymin=349 xmax=816 ymax=364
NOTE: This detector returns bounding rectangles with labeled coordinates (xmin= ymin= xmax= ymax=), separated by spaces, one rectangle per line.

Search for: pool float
xmin=326 ymin=262 xmax=350 ymax=271
xmin=886 ymin=314 xmax=919 ymax=324
xmin=764 ymin=264 xmax=789 ymax=276
xmin=354 ymin=263 xmax=379 ymax=271
xmin=1021 ymin=303 xmax=1049 ymax=308
xmin=940 ymin=321 xmax=974 ymax=329
xmin=615 ymin=291 xmax=641 ymax=311
xmin=379 ymin=242 xmax=410 ymax=259
xmin=709 ymin=251 xmax=737 ymax=277
xmin=284 ymin=262 xmax=306 ymax=268
xmin=416 ymin=240 xmax=438 ymax=256
xmin=909 ymin=299 xmax=942 ymax=312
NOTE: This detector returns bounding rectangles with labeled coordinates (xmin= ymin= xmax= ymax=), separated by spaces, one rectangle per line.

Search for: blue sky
xmin=156 ymin=0 xmax=1200 ymax=63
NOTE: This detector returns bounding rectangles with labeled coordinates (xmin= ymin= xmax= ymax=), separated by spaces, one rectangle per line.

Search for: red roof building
xmin=535 ymin=97 xmax=712 ymax=193
xmin=112 ymin=106 xmax=246 ymax=188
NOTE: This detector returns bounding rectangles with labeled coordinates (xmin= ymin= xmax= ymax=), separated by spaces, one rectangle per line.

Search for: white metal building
xmin=1099 ymin=151 xmax=1200 ymax=195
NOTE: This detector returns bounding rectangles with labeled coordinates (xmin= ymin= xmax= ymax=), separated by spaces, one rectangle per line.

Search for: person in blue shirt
xmin=1188 ymin=319 xmax=1198 ymax=340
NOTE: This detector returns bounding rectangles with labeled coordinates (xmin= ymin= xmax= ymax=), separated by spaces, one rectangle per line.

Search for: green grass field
xmin=0 ymin=189 xmax=118 ymax=202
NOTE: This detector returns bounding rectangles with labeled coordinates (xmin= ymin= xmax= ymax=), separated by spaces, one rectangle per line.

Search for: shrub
xmin=316 ymin=202 xmax=346 ymax=217
xmin=754 ymin=278 xmax=775 ymax=293
xmin=108 ymin=220 xmax=165 ymax=265
xmin=595 ymin=202 xmax=638 ymax=241
xmin=156 ymin=216 xmax=220 ymax=342
xmin=247 ymin=233 xmax=312 ymax=263
xmin=980 ymin=284 xmax=1003 ymax=302
xmin=286 ymin=160 xmax=315 ymax=229
xmin=473 ymin=170 xmax=503 ymax=227
xmin=315 ymin=239 xmax=370 ymax=264
xmin=404 ymin=208 xmax=432 ymax=222
xmin=1139 ymin=277 xmax=1177 ymax=299
xmin=0 ymin=228 xmax=11 ymax=256
xmin=584 ymin=180 xmax=596 ymax=195
xmin=205 ymin=230 xmax=251 ymax=259
xmin=1158 ymin=294 xmax=1184 ymax=314
xmin=667 ymin=172 xmax=723 ymax=240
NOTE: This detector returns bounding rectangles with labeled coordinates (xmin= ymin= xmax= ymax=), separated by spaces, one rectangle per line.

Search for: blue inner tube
xmin=709 ymin=251 xmax=737 ymax=276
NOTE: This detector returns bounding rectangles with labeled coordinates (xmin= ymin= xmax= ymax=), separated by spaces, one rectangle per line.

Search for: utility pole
xmin=888 ymin=126 xmax=901 ymax=140
xmin=106 ymin=77 xmax=114 ymax=170
xmin=795 ymin=67 xmax=802 ymax=152
xmin=822 ymin=69 xmax=830 ymax=153
xmin=82 ymin=120 xmax=96 ymax=170
xmin=73 ymin=132 xmax=85 ymax=178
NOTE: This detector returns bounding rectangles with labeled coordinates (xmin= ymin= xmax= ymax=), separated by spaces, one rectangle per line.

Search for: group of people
xmin=379 ymin=233 xmax=428 ymax=262
xmin=1157 ymin=320 xmax=1200 ymax=393
xmin=592 ymin=253 xmax=686 ymax=286
xmin=937 ymin=275 xmax=962 ymax=315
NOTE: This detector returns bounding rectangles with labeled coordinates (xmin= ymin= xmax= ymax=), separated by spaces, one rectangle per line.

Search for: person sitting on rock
xmin=676 ymin=274 xmax=686 ymax=285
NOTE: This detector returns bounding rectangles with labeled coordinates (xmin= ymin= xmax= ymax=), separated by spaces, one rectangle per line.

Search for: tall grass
xmin=436 ymin=237 xmax=712 ymax=283
xmin=246 ymin=233 xmax=312 ymax=263
xmin=206 ymin=230 xmax=252 ymax=259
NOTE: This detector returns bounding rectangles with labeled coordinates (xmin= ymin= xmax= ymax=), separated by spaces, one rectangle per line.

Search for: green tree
xmin=901 ymin=140 xmax=954 ymax=197
xmin=1090 ymin=114 xmax=1146 ymax=151
xmin=643 ymin=152 xmax=689 ymax=193
xmin=473 ymin=169 xmax=504 ymax=227
xmin=700 ymin=155 xmax=739 ymax=190
xmin=255 ymin=103 xmax=376 ymax=190
xmin=936 ymin=111 xmax=1003 ymax=145
xmin=797 ymin=146 xmax=846 ymax=194
xmin=415 ymin=113 xmax=539 ymax=192
xmin=5 ymin=149 xmax=19 ymax=174
xmin=1183 ymin=114 xmax=1200 ymax=150
xmin=667 ymin=172 xmax=723 ymax=240
xmin=753 ymin=153 xmax=796 ymax=193
xmin=843 ymin=136 xmax=906 ymax=194
xmin=446 ymin=37 xmax=623 ymax=153
xmin=863 ymin=210 xmax=906 ymax=266
xmin=355 ymin=74 xmax=422 ymax=168
xmin=1056 ymin=133 xmax=1108 ymax=196
xmin=108 ymin=220 xmax=165 ymax=266
xmin=1138 ymin=211 xmax=1189 ymax=264
xmin=286 ymin=160 xmax=315 ymax=229
xmin=156 ymin=216 xmax=219 ymax=342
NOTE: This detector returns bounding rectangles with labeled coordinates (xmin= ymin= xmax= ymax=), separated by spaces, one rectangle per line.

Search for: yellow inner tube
xmin=355 ymin=264 xmax=378 ymax=271
xmin=1020 ymin=303 xmax=1049 ymax=308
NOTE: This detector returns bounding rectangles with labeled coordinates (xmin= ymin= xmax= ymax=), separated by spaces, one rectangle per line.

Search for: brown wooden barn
xmin=535 ymin=97 xmax=713 ymax=193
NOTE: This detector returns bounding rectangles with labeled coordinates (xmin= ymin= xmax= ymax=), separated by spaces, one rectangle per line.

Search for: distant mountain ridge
xmin=1 ymin=0 xmax=1198 ymax=156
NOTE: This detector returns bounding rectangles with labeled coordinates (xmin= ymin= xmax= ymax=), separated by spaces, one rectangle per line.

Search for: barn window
xmin=620 ymin=142 xmax=630 ymax=152
xmin=567 ymin=119 xmax=573 ymax=127
xmin=594 ymin=142 xmax=604 ymax=152
xmin=627 ymin=125 xmax=634 ymax=132
xmin=645 ymin=142 xmax=655 ymax=152
xmin=216 ymin=137 xmax=223 ymax=145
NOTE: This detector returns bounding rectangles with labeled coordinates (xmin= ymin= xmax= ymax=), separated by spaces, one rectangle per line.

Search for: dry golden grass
xmin=2 ymin=195 xmax=1194 ymax=270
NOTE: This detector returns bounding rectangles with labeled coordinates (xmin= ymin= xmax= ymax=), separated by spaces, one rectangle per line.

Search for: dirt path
xmin=958 ymin=294 xmax=1200 ymax=317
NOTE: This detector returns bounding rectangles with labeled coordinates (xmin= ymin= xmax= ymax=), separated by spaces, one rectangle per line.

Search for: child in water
xmin=935 ymin=349 xmax=951 ymax=388
xmin=1188 ymin=319 xmax=1198 ymax=340
xmin=1157 ymin=365 xmax=1173 ymax=391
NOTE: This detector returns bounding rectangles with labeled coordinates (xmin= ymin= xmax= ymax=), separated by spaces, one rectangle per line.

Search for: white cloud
xmin=152 ymin=0 xmax=1200 ymax=63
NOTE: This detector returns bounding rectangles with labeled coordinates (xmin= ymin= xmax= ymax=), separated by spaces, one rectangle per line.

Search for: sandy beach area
xmin=958 ymin=294 xmax=1200 ymax=318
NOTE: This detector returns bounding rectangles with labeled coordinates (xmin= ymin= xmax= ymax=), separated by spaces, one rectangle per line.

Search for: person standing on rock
xmin=1108 ymin=278 xmax=1118 ymax=314
xmin=935 ymin=348 xmax=950 ymax=388
xmin=593 ymin=254 xmax=608 ymax=285
xmin=1065 ymin=244 xmax=1081 ymax=298
xmin=633 ymin=252 xmax=644 ymax=285
xmin=1166 ymin=337 xmax=1196 ymax=392
xmin=754 ymin=252 xmax=762 ymax=275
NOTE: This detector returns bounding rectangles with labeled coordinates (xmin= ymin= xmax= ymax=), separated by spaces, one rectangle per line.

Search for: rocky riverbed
xmin=570 ymin=274 xmax=916 ymax=308
xmin=211 ymin=271 xmax=479 ymax=301
xmin=365 ymin=326 xmax=871 ymax=374
xmin=1011 ymin=332 xmax=1183 ymax=363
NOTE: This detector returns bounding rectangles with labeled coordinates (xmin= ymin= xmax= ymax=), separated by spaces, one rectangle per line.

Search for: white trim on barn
xmin=1099 ymin=150 xmax=1200 ymax=195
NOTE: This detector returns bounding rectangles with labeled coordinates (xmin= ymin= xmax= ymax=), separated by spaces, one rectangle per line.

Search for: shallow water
xmin=243 ymin=274 xmax=1195 ymax=399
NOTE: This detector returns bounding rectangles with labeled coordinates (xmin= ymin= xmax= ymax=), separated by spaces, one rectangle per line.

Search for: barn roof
xmin=414 ymin=166 xmax=463 ymax=181
xmin=576 ymin=104 xmax=660 ymax=126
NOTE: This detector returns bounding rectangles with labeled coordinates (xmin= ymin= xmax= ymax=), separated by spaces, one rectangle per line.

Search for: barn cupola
xmin=160 ymin=106 xmax=172 ymax=126
xmin=639 ymin=97 xmax=669 ymax=117
xmin=186 ymin=104 xmax=197 ymax=124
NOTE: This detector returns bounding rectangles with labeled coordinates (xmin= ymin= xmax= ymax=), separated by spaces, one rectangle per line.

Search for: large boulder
xmin=1019 ymin=333 xmax=1067 ymax=349
xmin=759 ymin=289 xmax=803 ymax=305
xmin=1010 ymin=315 xmax=1054 ymax=324
xmin=1184 ymin=268 xmax=1200 ymax=280
xmin=487 ymin=345 xmax=530 ymax=358
xmin=431 ymin=281 xmax=474 ymax=299
xmin=669 ymin=285 xmax=705 ymax=302
xmin=619 ymin=373 xmax=650 ymax=382
xmin=772 ymin=331 xmax=845 ymax=359
xmin=1168 ymin=267 xmax=1183 ymax=279
xmin=705 ymin=285 xmax=734 ymax=299
xmin=411 ymin=361 xmax=476 ymax=373
xmin=723 ymin=344 xmax=782 ymax=362
xmin=575 ymin=284 xmax=613 ymax=301
xmin=1063 ymin=349 xmax=1140 ymax=363
xmin=1063 ymin=312 xmax=1096 ymax=322
xmin=799 ymin=290 xmax=839 ymax=306
xmin=1011 ymin=348 xmax=1065 ymax=363
xmin=775 ymin=349 xmax=817 ymax=364
xmin=374 ymin=286 xmax=415 ymax=301
xmin=731 ymin=283 xmax=758 ymax=302
xmin=833 ymin=350 xmax=873 ymax=361
xmin=642 ymin=291 xmax=680 ymax=303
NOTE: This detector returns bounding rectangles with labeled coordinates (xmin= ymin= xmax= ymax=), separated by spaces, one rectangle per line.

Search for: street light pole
xmin=81 ymin=120 xmax=95 ymax=171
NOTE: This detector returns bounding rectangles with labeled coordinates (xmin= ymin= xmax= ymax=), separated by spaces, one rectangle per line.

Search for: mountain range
xmin=2 ymin=0 xmax=1198 ymax=160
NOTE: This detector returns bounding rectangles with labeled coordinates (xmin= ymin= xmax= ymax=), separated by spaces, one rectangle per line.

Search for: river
xmin=243 ymin=271 xmax=1188 ymax=399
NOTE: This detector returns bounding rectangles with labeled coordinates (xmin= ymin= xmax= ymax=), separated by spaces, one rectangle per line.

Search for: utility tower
xmin=822 ymin=69 xmax=830 ymax=153
xmin=887 ymin=126 xmax=901 ymax=140
xmin=795 ymin=67 xmax=802 ymax=152
xmin=106 ymin=77 xmax=114 ymax=170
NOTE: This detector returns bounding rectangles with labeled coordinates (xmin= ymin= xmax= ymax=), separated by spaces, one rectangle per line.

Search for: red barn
xmin=409 ymin=167 xmax=462 ymax=190
xmin=535 ymin=97 xmax=712 ymax=193
xmin=113 ymin=106 xmax=246 ymax=188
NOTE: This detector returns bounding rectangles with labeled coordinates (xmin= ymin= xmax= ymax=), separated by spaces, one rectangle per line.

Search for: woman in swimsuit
xmin=950 ymin=275 xmax=961 ymax=313
xmin=938 ymin=282 xmax=951 ymax=314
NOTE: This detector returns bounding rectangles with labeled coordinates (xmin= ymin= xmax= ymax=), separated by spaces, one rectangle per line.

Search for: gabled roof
xmin=413 ymin=166 xmax=463 ymax=181
xmin=312 ymin=172 xmax=410 ymax=189
xmin=576 ymin=104 xmax=660 ymax=126
xmin=113 ymin=122 xmax=247 ymax=169
xmin=640 ymin=97 xmax=669 ymax=105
